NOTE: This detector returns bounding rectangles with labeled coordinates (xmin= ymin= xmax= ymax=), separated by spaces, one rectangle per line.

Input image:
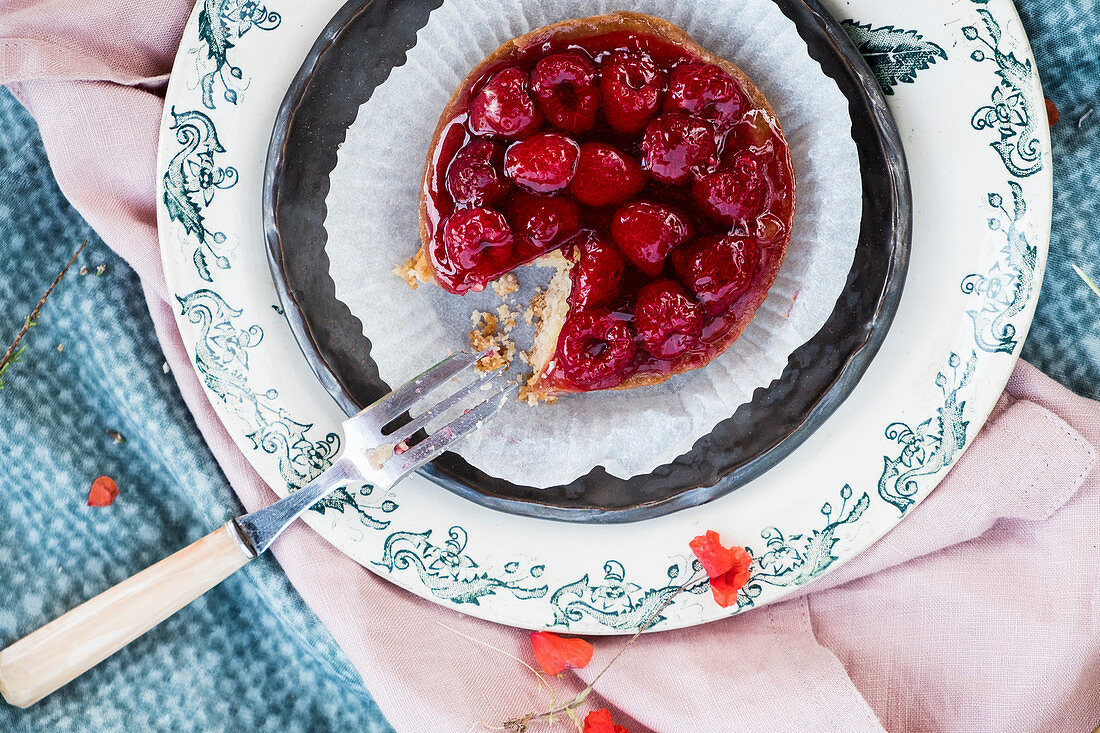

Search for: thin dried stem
xmin=1073 ymin=264 xmax=1100 ymax=301
xmin=435 ymin=620 xmax=566 ymax=733
xmin=0 ymin=239 xmax=87 ymax=376
xmin=435 ymin=620 xmax=551 ymax=686
xmin=501 ymin=576 xmax=698 ymax=729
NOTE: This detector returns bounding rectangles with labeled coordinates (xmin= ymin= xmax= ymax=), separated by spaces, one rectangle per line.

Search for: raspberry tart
xmin=412 ymin=11 xmax=796 ymax=399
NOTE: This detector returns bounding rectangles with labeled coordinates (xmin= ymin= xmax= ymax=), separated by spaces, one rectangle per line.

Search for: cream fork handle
xmin=0 ymin=523 xmax=251 ymax=708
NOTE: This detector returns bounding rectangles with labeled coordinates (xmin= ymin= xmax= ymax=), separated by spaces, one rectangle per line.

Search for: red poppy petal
xmin=689 ymin=529 xmax=735 ymax=577
xmin=583 ymin=708 xmax=630 ymax=733
xmin=1045 ymin=98 xmax=1059 ymax=126
xmin=709 ymin=546 xmax=752 ymax=607
xmin=728 ymin=545 xmax=752 ymax=574
xmin=530 ymin=631 xmax=593 ymax=676
xmin=690 ymin=531 xmax=753 ymax=607
xmin=87 ymin=476 xmax=118 ymax=507
xmin=709 ymin=573 xmax=740 ymax=607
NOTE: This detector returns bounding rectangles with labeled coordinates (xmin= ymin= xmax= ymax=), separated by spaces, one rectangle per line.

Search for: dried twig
xmin=1073 ymin=264 xmax=1100 ymax=301
xmin=0 ymin=239 xmax=87 ymax=384
xmin=500 ymin=577 xmax=697 ymax=731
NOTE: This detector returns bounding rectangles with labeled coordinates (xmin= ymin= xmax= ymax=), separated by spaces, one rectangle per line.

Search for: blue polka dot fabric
xmin=0 ymin=88 xmax=394 ymax=732
xmin=0 ymin=2 xmax=1095 ymax=730
xmin=1017 ymin=1 xmax=1100 ymax=398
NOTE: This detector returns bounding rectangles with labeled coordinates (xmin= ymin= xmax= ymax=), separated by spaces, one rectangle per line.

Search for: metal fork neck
xmin=231 ymin=457 xmax=364 ymax=557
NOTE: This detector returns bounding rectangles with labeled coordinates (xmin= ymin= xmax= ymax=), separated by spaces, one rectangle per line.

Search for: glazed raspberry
xmin=568 ymin=231 xmax=625 ymax=309
xmin=641 ymin=113 xmax=719 ymax=185
xmin=508 ymin=192 xmax=580 ymax=252
xmin=441 ymin=208 xmax=514 ymax=290
xmin=557 ymin=309 xmax=636 ymax=389
xmin=570 ymin=142 xmax=646 ymax=208
xmin=672 ymin=233 xmax=758 ymax=312
xmin=611 ymin=201 xmax=692 ymax=276
xmin=692 ymin=155 xmax=766 ymax=224
xmin=724 ymin=115 xmax=775 ymax=155
xmin=504 ymin=133 xmax=581 ymax=193
xmin=666 ymin=61 xmax=747 ymax=128
xmin=600 ymin=50 xmax=666 ymax=134
xmin=446 ymin=139 xmax=510 ymax=206
xmin=635 ymin=279 xmax=703 ymax=358
xmin=469 ymin=67 xmax=543 ymax=138
xmin=530 ymin=52 xmax=601 ymax=134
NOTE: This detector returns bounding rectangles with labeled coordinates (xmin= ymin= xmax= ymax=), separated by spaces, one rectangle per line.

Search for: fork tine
xmin=354 ymin=350 xmax=489 ymax=433
xmin=386 ymin=367 xmax=506 ymax=447
xmin=386 ymin=381 xmax=518 ymax=483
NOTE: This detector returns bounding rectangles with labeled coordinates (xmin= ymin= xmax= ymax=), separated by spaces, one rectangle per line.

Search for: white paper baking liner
xmin=324 ymin=0 xmax=862 ymax=487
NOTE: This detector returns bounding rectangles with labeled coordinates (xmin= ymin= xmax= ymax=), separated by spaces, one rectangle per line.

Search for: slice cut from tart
xmin=413 ymin=11 xmax=796 ymax=400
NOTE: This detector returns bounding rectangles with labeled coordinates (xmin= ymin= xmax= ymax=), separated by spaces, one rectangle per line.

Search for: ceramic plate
xmin=157 ymin=0 xmax=1051 ymax=632
xmin=261 ymin=0 xmax=911 ymax=522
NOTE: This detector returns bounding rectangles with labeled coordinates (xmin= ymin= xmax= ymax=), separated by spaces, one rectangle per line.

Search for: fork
xmin=0 ymin=351 xmax=514 ymax=708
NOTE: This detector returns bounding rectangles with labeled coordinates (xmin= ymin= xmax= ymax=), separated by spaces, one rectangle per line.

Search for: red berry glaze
xmin=568 ymin=230 xmax=625 ymax=309
xmin=508 ymin=192 xmax=580 ymax=252
xmin=530 ymin=52 xmax=601 ymax=134
xmin=469 ymin=67 xmax=543 ymax=139
xmin=641 ymin=113 xmax=719 ymax=184
xmin=666 ymin=61 xmax=747 ymax=128
xmin=635 ymin=279 xmax=703 ymax=358
xmin=611 ymin=201 xmax=692 ymax=276
xmin=447 ymin=139 xmax=510 ymax=206
xmin=600 ymin=50 xmax=666 ymax=134
xmin=557 ymin=309 xmax=636 ymax=390
xmin=692 ymin=154 xmax=767 ymax=225
xmin=672 ymin=233 xmax=758 ymax=313
xmin=439 ymin=207 xmax=514 ymax=293
xmin=570 ymin=142 xmax=646 ymax=207
xmin=421 ymin=16 xmax=796 ymax=394
xmin=504 ymin=133 xmax=581 ymax=193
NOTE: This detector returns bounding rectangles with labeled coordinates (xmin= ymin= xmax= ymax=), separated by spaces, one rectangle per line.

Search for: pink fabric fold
xmin=4 ymin=3 xmax=1099 ymax=731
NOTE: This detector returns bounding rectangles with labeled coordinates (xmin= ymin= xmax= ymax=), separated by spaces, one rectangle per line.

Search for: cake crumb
xmin=393 ymin=249 xmax=432 ymax=290
xmin=492 ymin=273 xmax=519 ymax=297
xmin=519 ymin=382 xmax=540 ymax=405
xmin=496 ymin=303 xmax=518 ymax=330
xmin=519 ymin=376 xmax=557 ymax=405
xmin=476 ymin=347 xmax=510 ymax=373
xmin=469 ymin=311 xmax=515 ymax=372
xmin=526 ymin=288 xmax=546 ymax=327
xmin=366 ymin=443 xmax=394 ymax=470
xmin=469 ymin=312 xmax=499 ymax=347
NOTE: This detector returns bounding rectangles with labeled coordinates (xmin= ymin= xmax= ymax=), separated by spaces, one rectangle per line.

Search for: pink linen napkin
xmin=3 ymin=3 xmax=1099 ymax=730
